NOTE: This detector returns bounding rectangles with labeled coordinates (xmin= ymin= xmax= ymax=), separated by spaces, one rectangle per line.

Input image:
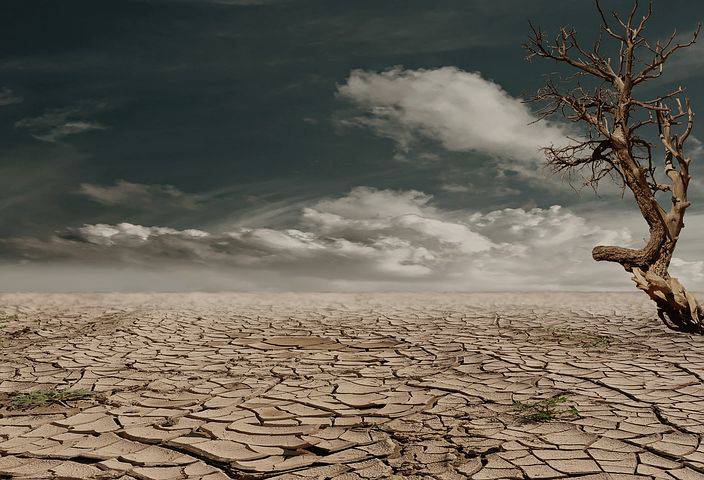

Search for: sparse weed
xmin=8 ymin=388 xmax=94 ymax=410
xmin=511 ymin=394 xmax=580 ymax=423
xmin=544 ymin=327 xmax=613 ymax=348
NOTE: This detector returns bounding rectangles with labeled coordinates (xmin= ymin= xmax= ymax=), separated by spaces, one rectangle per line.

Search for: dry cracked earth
xmin=1 ymin=292 xmax=704 ymax=480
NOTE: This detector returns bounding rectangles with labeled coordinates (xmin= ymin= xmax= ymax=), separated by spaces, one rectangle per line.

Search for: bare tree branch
xmin=524 ymin=1 xmax=703 ymax=332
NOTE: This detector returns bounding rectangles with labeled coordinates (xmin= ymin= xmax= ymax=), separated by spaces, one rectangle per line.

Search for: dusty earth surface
xmin=1 ymin=292 xmax=704 ymax=480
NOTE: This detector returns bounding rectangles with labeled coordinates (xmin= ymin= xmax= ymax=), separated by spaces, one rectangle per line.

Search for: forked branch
xmin=525 ymin=0 xmax=703 ymax=332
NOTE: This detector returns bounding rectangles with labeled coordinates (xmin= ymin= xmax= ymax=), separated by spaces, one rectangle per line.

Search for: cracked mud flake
xmin=1 ymin=292 xmax=704 ymax=479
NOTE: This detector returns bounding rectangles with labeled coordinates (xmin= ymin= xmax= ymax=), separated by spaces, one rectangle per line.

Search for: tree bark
xmin=590 ymin=147 xmax=703 ymax=333
xmin=525 ymin=1 xmax=703 ymax=333
xmin=591 ymin=195 xmax=702 ymax=332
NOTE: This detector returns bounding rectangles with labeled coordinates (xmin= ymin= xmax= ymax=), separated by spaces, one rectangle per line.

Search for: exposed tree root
xmin=629 ymin=268 xmax=704 ymax=334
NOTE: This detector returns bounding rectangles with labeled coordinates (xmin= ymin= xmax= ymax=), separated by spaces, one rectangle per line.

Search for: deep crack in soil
xmin=0 ymin=292 xmax=703 ymax=479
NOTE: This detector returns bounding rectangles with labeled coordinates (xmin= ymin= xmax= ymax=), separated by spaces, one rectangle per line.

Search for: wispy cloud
xmin=79 ymin=181 xmax=201 ymax=210
xmin=15 ymin=102 xmax=108 ymax=142
xmin=0 ymin=87 xmax=22 ymax=106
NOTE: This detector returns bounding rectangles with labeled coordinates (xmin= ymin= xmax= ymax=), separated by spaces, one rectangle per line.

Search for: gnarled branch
xmin=525 ymin=1 xmax=702 ymax=332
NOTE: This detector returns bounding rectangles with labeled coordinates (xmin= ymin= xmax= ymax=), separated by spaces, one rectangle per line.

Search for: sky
xmin=1 ymin=0 xmax=704 ymax=292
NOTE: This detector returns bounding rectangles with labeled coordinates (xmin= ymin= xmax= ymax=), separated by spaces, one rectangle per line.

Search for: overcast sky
xmin=1 ymin=0 xmax=704 ymax=292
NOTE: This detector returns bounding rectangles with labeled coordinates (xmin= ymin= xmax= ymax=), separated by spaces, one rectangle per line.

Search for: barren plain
xmin=1 ymin=292 xmax=704 ymax=480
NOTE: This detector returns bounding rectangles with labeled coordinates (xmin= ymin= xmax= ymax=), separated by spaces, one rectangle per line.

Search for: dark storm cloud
xmin=1 ymin=0 xmax=703 ymax=290
xmin=656 ymin=29 xmax=704 ymax=84
xmin=188 ymin=0 xmax=289 ymax=4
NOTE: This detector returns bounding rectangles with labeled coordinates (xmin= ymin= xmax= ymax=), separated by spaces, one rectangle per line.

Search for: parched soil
xmin=1 ymin=292 xmax=703 ymax=479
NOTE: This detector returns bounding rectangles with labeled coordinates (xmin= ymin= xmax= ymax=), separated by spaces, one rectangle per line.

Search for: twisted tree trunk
xmin=595 ymin=240 xmax=703 ymax=333
xmin=592 ymin=146 xmax=703 ymax=333
xmin=525 ymin=1 xmax=702 ymax=333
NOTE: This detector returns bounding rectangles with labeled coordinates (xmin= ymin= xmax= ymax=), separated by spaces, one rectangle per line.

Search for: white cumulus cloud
xmin=0 ymin=187 xmax=669 ymax=292
xmin=337 ymin=67 xmax=572 ymax=162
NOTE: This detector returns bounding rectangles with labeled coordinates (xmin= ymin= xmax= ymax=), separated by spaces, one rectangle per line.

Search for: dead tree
xmin=525 ymin=1 xmax=703 ymax=333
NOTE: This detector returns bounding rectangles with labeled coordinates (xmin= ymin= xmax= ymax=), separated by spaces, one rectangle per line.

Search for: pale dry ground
xmin=1 ymin=293 xmax=704 ymax=480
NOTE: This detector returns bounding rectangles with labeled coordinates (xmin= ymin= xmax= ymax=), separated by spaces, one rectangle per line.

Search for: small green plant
xmin=511 ymin=395 xmax=580 ymax=423
xmin=8 ymin=389 xmax=94 ymax=410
